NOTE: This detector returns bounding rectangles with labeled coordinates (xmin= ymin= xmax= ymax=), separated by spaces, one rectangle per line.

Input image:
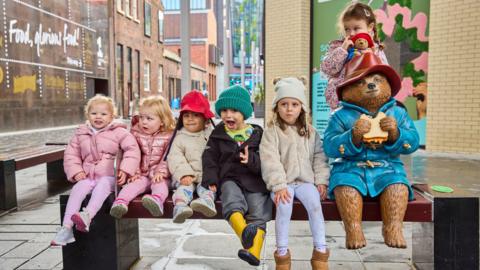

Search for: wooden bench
xmin=59 ymin=183 xmax=480 ymax=270
xmin=0 ymin=145 xmax=67 ymax=210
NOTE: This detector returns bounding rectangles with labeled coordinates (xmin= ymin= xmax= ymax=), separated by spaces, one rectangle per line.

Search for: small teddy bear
xmin=323 ymin=52 xmax=419 ymax=250
xmin=346 ymin=33 xmax=374 ymax=61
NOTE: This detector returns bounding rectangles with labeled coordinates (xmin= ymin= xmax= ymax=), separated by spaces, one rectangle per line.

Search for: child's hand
xmin=209 ymin=185 xmax=217 ymax=193
xmin=342 ymin=36 xmax=354 ymax=50
xmin=152 ymin=172 xmax=166 ymax=183
xmin=274 ymin=188 xmax=291 ymax=205
xmin=117 ymin=170 xmax=127 ymax=185
xmin=73 ymin=171 xmax=87 ymax=182
xmin=127 ymin=174 xmax=140 ymax=183
xmin=239 ymin=145 xmax=249 ymax=164
xmin=180 ymin=175 xmax=194 ymax=186
xmin=317 ymin=184 xmax=327 ymax=201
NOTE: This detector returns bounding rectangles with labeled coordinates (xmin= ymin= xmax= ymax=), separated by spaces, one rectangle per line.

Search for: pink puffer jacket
xmin=63 ymin=121 xmax=141 ymax=182
xmin=130 ymin=116 xmax=173 ymax=179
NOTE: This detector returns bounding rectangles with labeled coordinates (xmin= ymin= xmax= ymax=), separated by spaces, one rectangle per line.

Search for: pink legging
xmin=115 ymin=176 xmax=169 ymax=205
xmin=63 ymin=176 xmax=116 ymax=227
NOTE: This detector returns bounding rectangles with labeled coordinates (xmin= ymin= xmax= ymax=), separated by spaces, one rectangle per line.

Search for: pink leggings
xmin=63 ymin=176 xmax=115 ymax=227
xmin=115 ymin=176 xmax=169 ymax=205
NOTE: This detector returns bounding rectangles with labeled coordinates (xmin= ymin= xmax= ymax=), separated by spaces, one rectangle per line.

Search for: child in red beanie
xmin=166 ymin=90 xmax=217 ymax=223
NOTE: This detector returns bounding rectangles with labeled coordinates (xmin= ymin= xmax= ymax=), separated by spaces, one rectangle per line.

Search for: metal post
xmin=180 ymin=0 xmax=191 ymax=97
xmin=251 ymin=41 xmax=255 ymax=92
xmin=240 ymin=20 xmax=245 ymax=88
xmin=223 ymin=0 xmax=230 ymax=91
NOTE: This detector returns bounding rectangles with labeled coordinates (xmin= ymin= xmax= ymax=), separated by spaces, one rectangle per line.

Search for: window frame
xmin=144 ymin=61 xmax=151 ymax=92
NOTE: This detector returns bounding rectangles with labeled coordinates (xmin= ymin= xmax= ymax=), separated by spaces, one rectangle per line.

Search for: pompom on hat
xmin=215 ymin=85 xmax=253 ymax=119
xmin=272 ymin=77 xmax=309 ymax=113
xmin=337 ymin=52 xmax=401 ymax=100
xmin=180 ymin=90 xmax=214 ymax=119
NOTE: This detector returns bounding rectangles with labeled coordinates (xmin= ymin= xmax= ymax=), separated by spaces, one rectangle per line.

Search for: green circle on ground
xmin=431 ymin=185 xmax=454 ymax=193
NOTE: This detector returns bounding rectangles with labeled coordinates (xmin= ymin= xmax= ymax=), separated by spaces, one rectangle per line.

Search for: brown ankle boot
xmin=274 ymin=250 xmax=291 ymax=270
xmin=311 ymin=249 xmax=329 ymax=270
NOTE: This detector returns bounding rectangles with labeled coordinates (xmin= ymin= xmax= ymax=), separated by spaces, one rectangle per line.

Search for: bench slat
xmin=122 ymin=190 xmax=432 ymax=222
xmin=15 ymin=148 xmax=65 ymax=170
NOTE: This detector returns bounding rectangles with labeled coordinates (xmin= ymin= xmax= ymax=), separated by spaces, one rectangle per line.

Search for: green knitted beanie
xmin=215 ymin=85 xmax=253 ymax=119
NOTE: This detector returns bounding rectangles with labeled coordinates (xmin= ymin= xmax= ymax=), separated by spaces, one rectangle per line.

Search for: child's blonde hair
xmin=84 ymin=94 xmax=117 ymax=118
xmin=139 ymin=95 xmax=176 ymax=132
xmin=337 ymin=2 xmax=384 ymax=49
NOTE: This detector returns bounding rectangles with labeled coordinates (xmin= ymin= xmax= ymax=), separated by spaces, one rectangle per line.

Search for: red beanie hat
xmin=180 ymin=90 xmax=214 ymax=119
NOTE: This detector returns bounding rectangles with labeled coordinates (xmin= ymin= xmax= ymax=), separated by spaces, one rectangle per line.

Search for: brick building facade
xmin=113 ymin=0 xmax=166 ymax=117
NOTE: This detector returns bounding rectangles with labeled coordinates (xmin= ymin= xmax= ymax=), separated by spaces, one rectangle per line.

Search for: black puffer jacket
xmin=202 ymin=122 xmax=268 ymax=193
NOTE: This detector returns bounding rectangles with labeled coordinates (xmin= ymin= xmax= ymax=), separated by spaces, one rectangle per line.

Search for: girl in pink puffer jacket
xmin=51 ymin=95 xmax=141 ymax=246
xmin=110 ymin=96 xmax=175 ymax=218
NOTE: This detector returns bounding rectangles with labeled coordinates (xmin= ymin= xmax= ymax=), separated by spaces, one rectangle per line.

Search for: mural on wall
xmin=311 ymin=0 xmax=429 ymax=145
xmin=0 ymin=0 xmax=109 ymax=131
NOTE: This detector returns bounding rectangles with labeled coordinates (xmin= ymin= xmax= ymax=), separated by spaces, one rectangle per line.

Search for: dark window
xmin=144 ymin=2 xmax=151 ymax=37
xmin=116 ymin=44 xmax=124 ymax=92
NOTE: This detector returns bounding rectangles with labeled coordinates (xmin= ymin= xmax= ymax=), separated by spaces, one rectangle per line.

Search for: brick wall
xmin=264 ymin=0 xmax=311 ymax=121
xmin=427 ymin=0 xmax=480 ymax=153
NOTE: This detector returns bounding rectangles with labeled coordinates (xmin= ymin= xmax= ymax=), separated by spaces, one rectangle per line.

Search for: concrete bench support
xmin=60 ymin=195 xmax=140 ymax=270
xmin=0 ymin=159 xmax=17 ymax=210
xmin=413 ymin=196 xmax=479 ymax=270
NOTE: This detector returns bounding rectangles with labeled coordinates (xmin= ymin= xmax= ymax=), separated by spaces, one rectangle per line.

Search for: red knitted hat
xmin=180 ymin=90 xmax=214 ymax=119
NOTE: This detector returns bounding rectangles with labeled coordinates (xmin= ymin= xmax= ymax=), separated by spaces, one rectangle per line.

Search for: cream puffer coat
xmin=260 ymin=123 xmax=330 ymax=192
xmin=167 ymin=126 xmax=212 ymax=184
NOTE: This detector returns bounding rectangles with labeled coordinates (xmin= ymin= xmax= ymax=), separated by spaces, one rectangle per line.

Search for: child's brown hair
xmin=337 ymin=2 xmax=384 ymax=49
xmin=268 ymin=76 xmax=311 ymax=138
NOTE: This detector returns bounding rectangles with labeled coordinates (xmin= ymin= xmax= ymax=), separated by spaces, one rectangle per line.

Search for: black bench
xmin=0 ymin=145 xmax=67 ymax=210
xmin=59 ymin=183 xmax=479 ymax=270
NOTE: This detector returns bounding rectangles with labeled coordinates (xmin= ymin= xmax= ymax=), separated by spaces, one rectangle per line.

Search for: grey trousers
xmin=220 ymin=181 xmax=272 ymax=230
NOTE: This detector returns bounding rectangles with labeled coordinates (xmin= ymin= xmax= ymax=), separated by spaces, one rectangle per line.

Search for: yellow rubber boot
xmin=229 ymin=212 xmax=247 ymax=239
xmin=238 ymin=227 xmax=265 ymax=266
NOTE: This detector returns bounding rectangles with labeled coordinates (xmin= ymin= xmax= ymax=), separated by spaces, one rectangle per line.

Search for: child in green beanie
xmin=201 ymin=85 xmax=272 ymax=266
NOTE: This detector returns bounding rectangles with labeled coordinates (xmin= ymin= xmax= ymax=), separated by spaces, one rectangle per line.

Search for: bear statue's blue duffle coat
xmin=323 ymin=98 xmax=419 ymax=200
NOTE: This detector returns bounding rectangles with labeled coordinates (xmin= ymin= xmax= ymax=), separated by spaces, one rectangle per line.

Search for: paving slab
xmin=363 ymin=262 xmax=414 ymax=270
xmin=0 ymin=257 xmax=28 ymax=270
xmin=2 ymin=242 xmax=49 ymax=259
xmin=141 ymin=235 xmax=179 ymax=257
xmin=180 ymin=234 xmax=240 ymax=259
xmin=17 ymin=248 xmax=62 ymax=270
xmin=0 ymin=240 xmax=24 ymax=256
xmin=164 ymin=257 xmax=262 ymax=270
xmin=0 ymin=225 xmax=58 ymax=233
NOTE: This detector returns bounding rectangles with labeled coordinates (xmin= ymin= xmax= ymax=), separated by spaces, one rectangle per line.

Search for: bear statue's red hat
xmin=180 ymin=90 xmax=214 ymax=119
xmin=336 ymin=52 xmax=401 ymax=100
xmin=350 ymin=33 xmax=374 ymax=48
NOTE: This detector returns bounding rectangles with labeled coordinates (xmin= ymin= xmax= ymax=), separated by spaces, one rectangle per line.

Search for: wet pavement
xmin=0 ymin=120 xmax=479 ymax=269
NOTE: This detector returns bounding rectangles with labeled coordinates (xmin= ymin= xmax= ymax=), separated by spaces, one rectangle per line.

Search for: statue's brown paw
xmin=345 ymin=223 xmax=366 ymax=249
xmin=383 ymin=223 xmax=407 ymax=248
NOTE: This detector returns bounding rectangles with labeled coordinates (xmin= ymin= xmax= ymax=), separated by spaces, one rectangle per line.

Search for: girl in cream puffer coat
xmin=167 ymin=90 xmax=217 ymax=223
xmin=260 ymin=77 xmax=330 ymax=270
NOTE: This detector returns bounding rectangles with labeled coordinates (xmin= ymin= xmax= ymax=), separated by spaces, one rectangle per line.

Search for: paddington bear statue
xmin=323 ymin=52 xmax=419 ymax=249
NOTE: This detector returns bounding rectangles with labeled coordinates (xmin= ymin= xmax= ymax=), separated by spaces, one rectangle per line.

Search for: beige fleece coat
xmin=260 ymin=124 xmax=330 ymax=192
xmin=167 ymin=127 xmax=212 ymax=184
